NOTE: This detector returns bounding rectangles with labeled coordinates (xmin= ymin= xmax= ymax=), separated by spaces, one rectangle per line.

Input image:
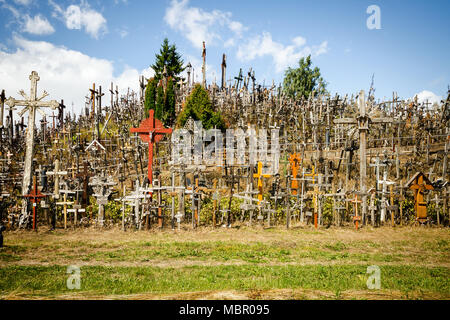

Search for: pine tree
xmin=151 ymin=38 xmax=185 ymax=82
xmin=163 ymin=77 xmax=176 ymax=126
xmin=144 ymin=78 xmax=157 ymax=118
xmin=155 ymin=83 xmax=165 ymax=120
xmin=177 ymin=84 xmax=225 ymax=130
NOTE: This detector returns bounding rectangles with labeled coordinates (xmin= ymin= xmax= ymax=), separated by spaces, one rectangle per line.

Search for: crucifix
xmin=23 ymin=175 xmax=46 ymax=230
xmin=89 ymin=83 xmax=97 ymax=120
xmin=58 ymin=99 xmax=66 ymax=129
xmin=76 ymin=161 xmax=93 ymax=206
xmin=130 ymin=109 xmax=172 ymax=187
xmin=334 ymin=90 xmax=393 ymax=221
xmin=5 ymin=72 xmax=59 ymax=197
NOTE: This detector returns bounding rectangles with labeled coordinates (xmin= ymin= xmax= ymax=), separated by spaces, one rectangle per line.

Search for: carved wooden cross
xmin=130 ymin=109 xmax=172 ymax=186
xmin=23 ymin=175 xmax=46 ymax=230
xmin=5 ymin=71 xmax=59 ymax=196
xmin=334 ymin=90 xmax=393 ymax=222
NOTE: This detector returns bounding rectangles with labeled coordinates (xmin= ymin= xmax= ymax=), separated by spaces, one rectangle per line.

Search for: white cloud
xmin=237 ymin=32 xmax=328 ymax=73
xmin=13 ymin=0 xmax=32 ymax=6
xmin=23 ymin=15 xmax=55 ymax=35
xmin=49 ymin=0 xmax=107 ymax=39
xmin=0 ymin=37 xmax=151 ymax=116
xmin=415 ymin=90 xmax=442 ymax=106
xmin=164 ymin=0 xmax=246 ymax=49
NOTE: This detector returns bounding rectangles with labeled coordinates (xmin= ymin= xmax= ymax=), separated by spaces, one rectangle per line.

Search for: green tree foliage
xmin=177 ymin=84 xmax=226 ymax=130
xmin=283 ymin=55 xmax=327 ymax=99
xmin=144 ymin=78 xmax=157 ymax=118
xmin=163 ymin=77 xmax=176 ymax=125
xmin=155 ymin=83 xmax=165 ymax=120
xmin=151 ymin=38 xmax=185 ymax=82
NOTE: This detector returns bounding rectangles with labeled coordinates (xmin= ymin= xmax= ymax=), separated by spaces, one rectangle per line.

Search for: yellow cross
xmin=253 ymin=161 xmax=271 ymax=202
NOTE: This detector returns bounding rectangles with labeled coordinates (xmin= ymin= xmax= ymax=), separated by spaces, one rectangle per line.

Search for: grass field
xmin=0 ymin=225 xmax=449 ymax=300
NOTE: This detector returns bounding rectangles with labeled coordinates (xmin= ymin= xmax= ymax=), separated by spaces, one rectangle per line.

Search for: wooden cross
xmin=289 ymin=153 xmax=301 ymax=195
xmin=405 ymin=172 xmax=434 ymax=224
xmin=334 ymin=90 xmax=394 ymax=221
xmin=130 ymin=109 xmax=172 ymax=186
xmin=5 ymin=71 xmax=59 ymax=196
xmin=56 ymin=186 xmax=75 ymax=229
xmin=0 ymin=89 xmax=5 ymax=128
xmin=304 ymin=165 xmax=319 ymax=228
xmin=76 ymin=162 xmax=94 ymax=206
xmin=23 ymin=175 xmax=46 ymax=230
xmin=253 ymin=161 xmax=271 ymax=203
xmin=348 ymin=194 xmax=362 ymax=230
xmin=47 ymin=159 xmax=68 ymax=200
xmin=378 ymin=171 xmax=395 ymax=223
xmin=89 ymin=83 xmax=97 ymax=119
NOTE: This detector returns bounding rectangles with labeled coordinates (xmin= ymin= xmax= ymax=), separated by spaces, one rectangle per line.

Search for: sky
xmin=0 ymin=0 xmax=449 ymax=116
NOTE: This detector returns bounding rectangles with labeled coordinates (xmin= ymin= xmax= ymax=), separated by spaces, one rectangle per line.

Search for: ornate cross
xmin=5 ymin=71 xmax=59 ymax=196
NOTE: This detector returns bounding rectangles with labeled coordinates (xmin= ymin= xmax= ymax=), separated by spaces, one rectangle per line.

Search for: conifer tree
xmin=151 ymin=38 xmax=185 ymax=82
xmin=177 ymin=84 xmax=225 ymax=130
xmin=155 ymin=83 xmax=165 ymax=120
xmin=163 ymin=77 xmax=176 ymax=126
xmin=144 ymin=78 xmax=157 ymax=118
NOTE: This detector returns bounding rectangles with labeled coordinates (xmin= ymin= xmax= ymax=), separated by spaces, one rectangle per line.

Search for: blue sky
xmin=0 ymin=0 xmax=448 ymax=114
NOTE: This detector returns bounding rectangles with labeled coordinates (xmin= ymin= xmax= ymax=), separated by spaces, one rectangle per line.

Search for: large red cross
xmin=24 ymin=176 xmax=46 ymax=230
xmin=130 ymin=109 xmax=172 ymax=186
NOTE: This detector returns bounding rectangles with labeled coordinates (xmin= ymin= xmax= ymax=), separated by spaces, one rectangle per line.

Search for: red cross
xmin=24 ymin=176 xmax=46 ymax=230
xmin=130 ymin=109 xmax=172 ymax=186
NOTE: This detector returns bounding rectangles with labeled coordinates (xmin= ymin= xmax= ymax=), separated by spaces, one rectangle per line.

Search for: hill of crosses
xmin=0 ymin=54 xmax=449 ymax=233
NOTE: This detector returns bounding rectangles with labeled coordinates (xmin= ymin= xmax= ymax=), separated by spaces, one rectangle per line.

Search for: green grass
xmin=0 ymin=265 xmax=448 ymax=298
xmin=2 ymin=238 xmax=447 ymax=265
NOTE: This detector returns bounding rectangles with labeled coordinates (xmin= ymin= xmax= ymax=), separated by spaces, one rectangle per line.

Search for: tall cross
xmin=89 ymin=83 xmax=97 ymax=119
xmin=5 ymin=71 xmax=59 ymax=196
xmin=202 ymin=41 xmax=206 ymax=88
xmin=334 ymin=90 xmax=393 ymax=222
xmin=130 ymin=109 xmax=172 ymax=186
xmin=0 ymin=89 xmax=5 ymax=128
xmin=221 ymin=54 xmax=227 ymax=90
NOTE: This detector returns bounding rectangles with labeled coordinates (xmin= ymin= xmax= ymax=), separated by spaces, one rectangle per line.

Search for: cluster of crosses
xmin=0 ymin=66 xmax=448 ymax=232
